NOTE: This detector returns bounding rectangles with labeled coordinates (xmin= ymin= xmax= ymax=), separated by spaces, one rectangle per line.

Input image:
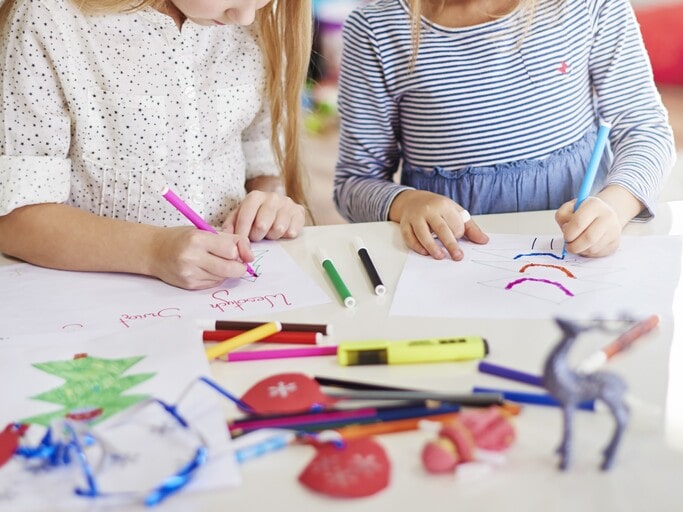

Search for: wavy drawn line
xmin=513 ymin=251 xmax=566 ymax=260
xmin=505 ymin=277 xmax=574 ymax=297
xmin=518 ymin=263 xmax=576 ymax=278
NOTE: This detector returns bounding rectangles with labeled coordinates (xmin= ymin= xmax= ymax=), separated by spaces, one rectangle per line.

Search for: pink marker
xmin=223 ymin=345 xmax=338 ymax=362
xmin=161 ymin=186 xmax=257 ymax=278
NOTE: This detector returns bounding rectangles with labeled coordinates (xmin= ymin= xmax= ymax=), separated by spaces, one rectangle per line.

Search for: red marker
xmin=202 ymin=329 xmax=320 ymax=345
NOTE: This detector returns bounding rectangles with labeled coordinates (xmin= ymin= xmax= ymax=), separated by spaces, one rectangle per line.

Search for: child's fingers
xmin=431 ymin=213 xmax=463 ymax=260
xmin=560 ymin=198 xmax=601 ymax=245
xmin=264 ymin=208 xmax=300 ymax=240
xmin=248 ymin=207 xmax=277 ymax=241
xmin=566 ymin=216 xmax=618 ymax=257
xmin=220 ymin=212 xmax=236 ymax=234
xmin=232 ymin=198 xmax=261 ymax=238
xmin=411 ymin=221 xmax=448 ymax=259
xmin=200 ymin=256 xmax=253 ymax=281
xmin=463 ymin=219 xmax=489 ymax=245
xmin=399 ymin=222 xmax=429 ymax=257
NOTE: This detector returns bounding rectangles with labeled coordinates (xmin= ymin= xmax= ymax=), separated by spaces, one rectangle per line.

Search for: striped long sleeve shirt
xmin=333 ymin=0 xmax=675 ymax=222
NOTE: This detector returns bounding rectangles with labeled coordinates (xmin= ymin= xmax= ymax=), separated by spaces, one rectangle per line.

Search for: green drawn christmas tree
xmin=20 ymin=354 xmax=156 ymax=426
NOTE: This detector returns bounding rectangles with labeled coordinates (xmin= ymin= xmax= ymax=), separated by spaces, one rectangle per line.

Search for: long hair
xmin=0 ymin=0 xmax=312 ymax=215
xmin=405 ymin=0 xmax=538 ymax=71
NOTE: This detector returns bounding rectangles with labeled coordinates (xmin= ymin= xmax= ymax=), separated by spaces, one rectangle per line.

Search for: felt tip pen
xmin=353 ymin=237 xmax=386 ymax=296
xmin=472 ymin=386 xmax=595 ymax=411
xmin=337 ymin=336 xmax=488 ymax=366
xmin=205 ymin=321 xmax=282 ymax=360
xmin=211 ymin=320 xmax=332 ymax=336
xmin=561 ymin=120 xmax=611 ymax=258
xmin=203 ymin=329 xmax=321 ymax=345
xmin=577 ymin=314 xmax=660 ymax=373
xmin=316 ymin=248 xmax=356 ymax=308
xmin=478 ymin=361 xmax=544 ymax=387
xmin=161 ymin=186 xmax=258 ymax=278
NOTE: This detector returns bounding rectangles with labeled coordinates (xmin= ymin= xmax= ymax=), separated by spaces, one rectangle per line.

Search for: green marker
xmin=316 ymin=248 xmax=356 ymax=308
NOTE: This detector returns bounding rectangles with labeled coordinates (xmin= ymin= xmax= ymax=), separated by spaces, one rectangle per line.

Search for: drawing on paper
xmin=20 ymin=353 xmax=155 ymax=426
xmin=471 ymin=236 xmax=624 ymax=304
xmin=240 ymin=248 xmax=268 ymax=283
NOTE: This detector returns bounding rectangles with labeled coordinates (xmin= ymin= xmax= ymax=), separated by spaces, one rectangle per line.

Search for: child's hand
xmin=389 ymin=190 xmax=488 ymax=260
xmin=555 ymin=196 xmax=622 ymax=257
xmin=222 ymin=191 xmax=306 ymax=241
xmin=149 ymin=227 xmax=254 ymax=290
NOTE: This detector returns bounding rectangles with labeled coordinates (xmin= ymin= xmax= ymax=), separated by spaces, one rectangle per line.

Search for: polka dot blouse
xmin=0 ymin=0 xmax=279 ymax=226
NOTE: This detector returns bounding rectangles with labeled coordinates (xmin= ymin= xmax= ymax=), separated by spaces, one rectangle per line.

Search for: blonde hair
xmin=405 ymin=0 xmax=538 ymax=70
xmin=0 ymin=0 xmax=312 ymax=215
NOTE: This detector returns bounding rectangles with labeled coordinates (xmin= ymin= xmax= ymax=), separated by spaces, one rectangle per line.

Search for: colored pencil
xmin=203 ymin=329 xmax=320 ymax=345
xmin=205 ymin=321 xmax=281 ymax=361
xmin=314 ymin=376 xmax=412 ymax=391
xmin=230 ymin=403 xmax=461 ymax=434
xmin=324 ymin=389 xmax=504 ymax=407
xmin=161 ymin=186 xmax=257 ymax=277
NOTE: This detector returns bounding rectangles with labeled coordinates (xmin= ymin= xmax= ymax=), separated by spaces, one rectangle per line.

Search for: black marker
xmin=353 ymin=237 xmax=386 ymax=296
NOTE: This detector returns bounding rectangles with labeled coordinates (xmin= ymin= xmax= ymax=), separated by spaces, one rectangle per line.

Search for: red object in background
xmin=240 ymin=372 xmax=337 ymax=415
xmin=635 ymin=5 xmax=683 ymax=86
xmin=299 ymin=437 xmax=390 ymax=498
xmin=0 ymin=424 xmax=28 ymax=468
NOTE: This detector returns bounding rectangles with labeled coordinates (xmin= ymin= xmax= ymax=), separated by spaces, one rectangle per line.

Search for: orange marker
xmin=578 ymin=314 xmax=660 ymax=373
xmin=332 ymin=413 xmax=461 ymax=440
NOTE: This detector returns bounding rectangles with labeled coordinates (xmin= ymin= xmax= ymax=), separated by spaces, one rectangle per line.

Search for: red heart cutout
xmin=299 ymin=438 xmax=390 ymax=498
xmin=240 ymin=373 xmax=337 ymax=415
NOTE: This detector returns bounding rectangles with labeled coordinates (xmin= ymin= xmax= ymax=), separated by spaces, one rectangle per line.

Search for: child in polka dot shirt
xmin=0 ymin=0 xmax=311 ymax=290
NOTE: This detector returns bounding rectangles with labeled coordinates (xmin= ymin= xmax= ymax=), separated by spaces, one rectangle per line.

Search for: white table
xmin=3 ymin=203 xmax=683 ymax=511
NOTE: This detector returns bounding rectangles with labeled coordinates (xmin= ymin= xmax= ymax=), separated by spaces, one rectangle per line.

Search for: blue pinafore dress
xmin=400 ymin=127 xmax=610 ymax=215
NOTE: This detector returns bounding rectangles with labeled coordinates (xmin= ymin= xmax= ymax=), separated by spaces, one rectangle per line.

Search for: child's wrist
xmin=597 ymin=185 xmax=644 ymax=227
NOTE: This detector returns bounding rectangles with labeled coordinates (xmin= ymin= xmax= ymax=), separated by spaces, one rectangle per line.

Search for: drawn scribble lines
xmin=518 ymin=263 xmax=576 ymax=278
xmin=505 ymin=277 xmax=574 ymax=297
xmin=513 ymin=251 xmax=566 ymax=260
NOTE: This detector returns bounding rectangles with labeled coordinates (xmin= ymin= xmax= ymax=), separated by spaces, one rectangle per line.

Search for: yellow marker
xmin=337 ymin=336 xmax=488 ymax=366
xmin=205 ymin=321 xmax=282 ymax=361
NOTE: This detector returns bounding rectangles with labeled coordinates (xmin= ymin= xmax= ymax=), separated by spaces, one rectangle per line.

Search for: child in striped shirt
xmin=334 ymin=0 xmax=675 ymax=261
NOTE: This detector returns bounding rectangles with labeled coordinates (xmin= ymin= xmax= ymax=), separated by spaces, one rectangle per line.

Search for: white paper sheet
xmin=390 ymin=234 xmax=682 ymax=319
xmin=0 ymin=240 xmax=330 ymax=341
xmin=0 ymin=321 xmax=240 ymax=511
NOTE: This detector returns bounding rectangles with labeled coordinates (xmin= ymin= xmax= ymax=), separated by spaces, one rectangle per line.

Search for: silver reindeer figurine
xmin=543 ymin=318 xmax=630 ymax=471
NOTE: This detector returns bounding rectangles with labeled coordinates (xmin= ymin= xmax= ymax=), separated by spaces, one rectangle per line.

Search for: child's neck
xmin=422 ymin=0 xmax=521 ymax=28
xmin=156 ymin=1 xmax=187 ymax=31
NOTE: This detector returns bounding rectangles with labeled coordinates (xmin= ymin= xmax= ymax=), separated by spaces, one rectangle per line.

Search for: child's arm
xmin=0 ymin=203 xmax=254 ymax=290
xmin=555 ymin=185 xmax=643 ymax=257
xmin=588 ymin=0 xmax=676 ymax=217
xmin=333 ymin=9 xmax=409 ymax=224
xmin=221 ymin=176 xmax=306 ymax=241
xmin=389 ymin=190 xmax=488 ymax=260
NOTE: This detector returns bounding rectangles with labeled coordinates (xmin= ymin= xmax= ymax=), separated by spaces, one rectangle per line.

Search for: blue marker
xmin=562 ymin=119 xmax=612 ymax=258
xmin=472 ymin=386 xmax=596 ymax=411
